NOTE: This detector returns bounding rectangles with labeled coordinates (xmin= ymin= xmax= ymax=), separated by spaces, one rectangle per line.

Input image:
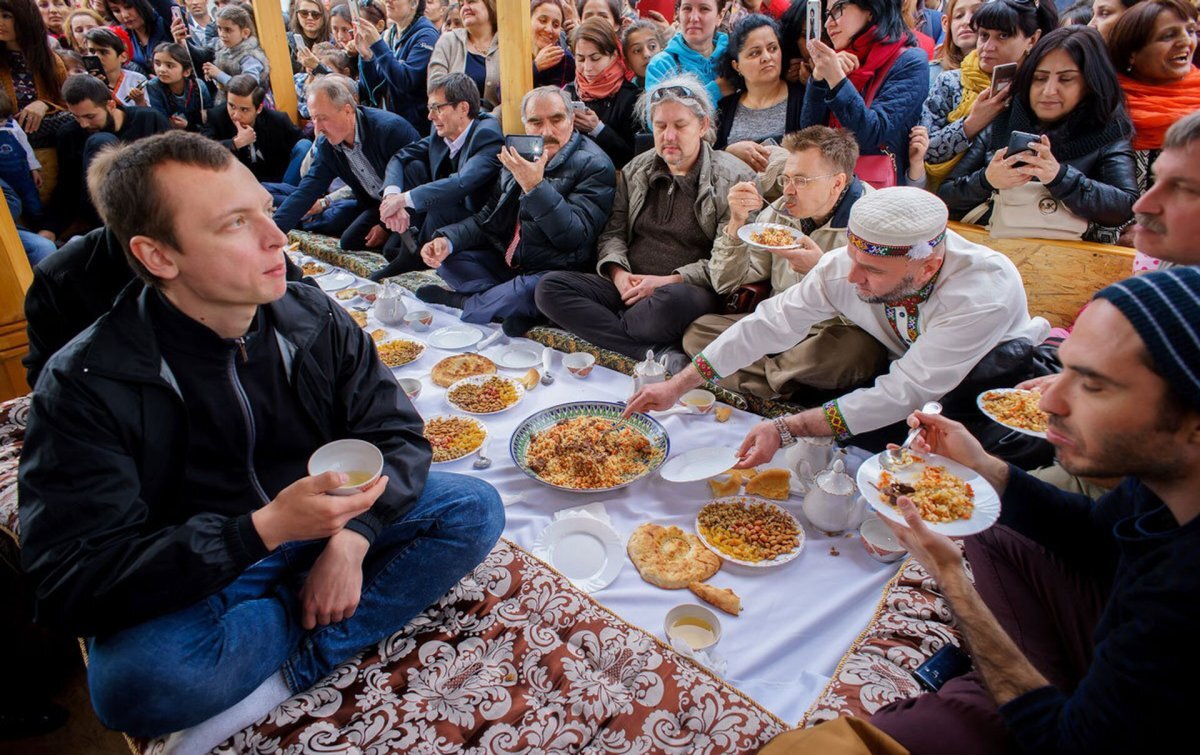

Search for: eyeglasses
xmin=828 ymin=2 xmax=850 ymax=21
xmin=298 ymin=9 xmax=322 ymax=19
xmin=428 ymin=101 xmax=456 ymax=113
xmin=650 ymin=84 xmax=698 ymax=103
xmin=778 ymin=173 xmax=835 ymax=189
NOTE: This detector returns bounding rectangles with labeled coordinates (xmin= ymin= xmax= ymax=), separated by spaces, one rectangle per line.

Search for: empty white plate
xmin=659 ymin=446 xmax=741 ymax=483
xmin=317 ymin=270 xmax=355 ymax=292
xmin=428 ymin=324 xmax=484 ymax=351
xmin=531 ymin=517 xmax=623 ymax=593
xmin=494 ymin=346 xmax=542 ymax=370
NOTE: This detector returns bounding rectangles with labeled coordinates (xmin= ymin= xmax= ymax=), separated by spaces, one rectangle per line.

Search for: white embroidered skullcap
xmin=847 ymin=187 xmax=949 ymax=260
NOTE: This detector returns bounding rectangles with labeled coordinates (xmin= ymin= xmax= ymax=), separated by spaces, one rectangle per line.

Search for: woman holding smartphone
xmin=937 ymin=26 xmax=1137 ymax=240
xmin=919 ymin=0 xmax=1057 ymax=188
xmin=564 ymin=18 xmax=638 ymax=168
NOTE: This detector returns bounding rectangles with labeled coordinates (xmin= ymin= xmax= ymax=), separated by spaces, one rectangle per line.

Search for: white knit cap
xmin=847 ymin=187 xmax=949 ymax=260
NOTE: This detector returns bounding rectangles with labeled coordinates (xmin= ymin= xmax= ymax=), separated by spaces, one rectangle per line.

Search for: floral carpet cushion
xmin=0 ymin=394 xmax=29 ymax=568
xmin=800 ymin=556 xmax=966 ymax=726
xmin=135 ymin=539 xmax=785 ymax=754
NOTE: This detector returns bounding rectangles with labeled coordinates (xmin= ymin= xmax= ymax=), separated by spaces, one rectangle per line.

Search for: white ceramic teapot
xmin=786 ymin=435 xmax=836 ymax=493
xmin=632 ymin=349 xmax=667 ymax=393
xmin=801 ymin=454 xmax=866 ymax=535
xmin=375 ymin=280 xmax=407 ymax=325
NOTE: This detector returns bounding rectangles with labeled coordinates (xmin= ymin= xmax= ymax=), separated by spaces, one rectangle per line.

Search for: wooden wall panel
xmin=253 ymin=0 xmax=300 ymax=123
xmin=497 ymin=0 xmax=533 ymax=134
xmin=0 ymin=202 xmax=32 ymax=400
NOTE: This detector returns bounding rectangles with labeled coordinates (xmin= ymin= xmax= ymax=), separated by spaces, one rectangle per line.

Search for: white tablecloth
xmin=323 ymin=267 xmax=901 ymax=726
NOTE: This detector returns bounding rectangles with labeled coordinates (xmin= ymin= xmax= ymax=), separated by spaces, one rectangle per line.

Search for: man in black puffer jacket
xmin=18 ymin=132 xmax=503 ymax=740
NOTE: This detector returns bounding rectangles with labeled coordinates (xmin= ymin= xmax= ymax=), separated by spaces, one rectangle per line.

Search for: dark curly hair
xmin=718 ymin=13 xmax=782 ymax=91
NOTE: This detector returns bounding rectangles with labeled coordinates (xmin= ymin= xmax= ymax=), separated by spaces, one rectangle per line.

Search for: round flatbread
xmin=431 ymin=353 xmax=496 ymax=388
xmin=627 ymin=523 xmax=720 ymax=589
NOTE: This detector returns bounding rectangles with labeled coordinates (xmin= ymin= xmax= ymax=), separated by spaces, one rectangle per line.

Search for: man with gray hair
xmin=273 ymin=75 xmax=419 ymax=255
xmin=627 ymin=186 xmax=1055 ymax=465
xmin=535 ymin=74 xmax=754 ymax=371
xmin=413 ymin=85 xmax=615 ymax=337
xmin=1132 ymin=109 xmax=1200 ymax=270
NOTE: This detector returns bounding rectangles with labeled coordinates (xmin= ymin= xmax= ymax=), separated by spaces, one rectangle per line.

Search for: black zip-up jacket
xmin=18 ymin=282 xmax=432 ymax=637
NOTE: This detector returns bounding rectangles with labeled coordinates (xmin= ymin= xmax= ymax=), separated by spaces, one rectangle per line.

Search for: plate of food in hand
xmin=423 ymin=414 xmax=488 ymax=463
xmin=977 ymin=388 xmax=1048 ymax=438
xmin=694 ymin=496 xmax=804 ymax=567
xmin=376 ymin=338 xmax=425 ymax=368
xmin=737 ymin=222 xmax=803 ymax=250
xmin=856 ymin=451 xmax=1000 ymax=536
xmin=509 ymin=401 xmax=669 ymax=493
xmin=445 ymin=374 xmax=525 ymax=415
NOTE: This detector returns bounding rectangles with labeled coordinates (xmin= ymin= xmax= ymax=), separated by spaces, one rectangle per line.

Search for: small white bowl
xmin=860 ymin=515 xmax=908 ymax=563
xmin=307 ymin=439 xmax=383 ymax=496
xmin=663 ymin=604 xmax=722 ymax=651
xmin=404 ymin=310 xmax=434 ymax=332
xmin=397 ymin=377 xmax=421 ymax=400
xmin=563 ymin=352 xmax=596 ymax=378
xmin=680 ymin=388 xmax=716 ymax=414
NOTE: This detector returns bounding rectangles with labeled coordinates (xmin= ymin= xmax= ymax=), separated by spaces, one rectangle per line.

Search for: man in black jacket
xmin=372 ymin=72 xmax=504 ymax=277
xmin=202 ymin=74 xmax=309 ymax=184
xmin=273 ymin=75 xmax=419 ymax=254
xmin=18 ymin=132 xmax=504 ymax=739
xmin=44 ymin=74 xmax=171 ymax=241
xmin=415 ymin=86 xmax=615 ymax=336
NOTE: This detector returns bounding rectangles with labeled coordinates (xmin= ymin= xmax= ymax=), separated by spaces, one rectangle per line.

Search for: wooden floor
xmin=0 ymin=660 xmax=130 ymax=755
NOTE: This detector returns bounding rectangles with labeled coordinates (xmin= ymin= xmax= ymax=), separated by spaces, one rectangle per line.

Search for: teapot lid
xmin=637 ymin=349 xmax=664 ymax=374
xmin=815 ymin=458 xmax=856 ymax=496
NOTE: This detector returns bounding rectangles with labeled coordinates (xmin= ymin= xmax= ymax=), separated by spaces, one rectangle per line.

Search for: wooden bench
xmin=949 ymin=222 xmax=1135 ymax=329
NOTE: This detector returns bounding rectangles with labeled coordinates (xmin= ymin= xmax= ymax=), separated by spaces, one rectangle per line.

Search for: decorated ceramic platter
xmin=856 ymin=451 xmax=1001 ymax=537
xmin=532 ymin=517 xmax=624 ymax=593
xmin=694 ymin=496 xmax=805 ymax=568
xmin=509 ymin=401 xmax=669 ymax=493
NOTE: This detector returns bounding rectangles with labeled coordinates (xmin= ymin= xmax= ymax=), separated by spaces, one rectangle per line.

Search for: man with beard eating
xmin=43 ymin=74 xmax=171 ymax=242
xmin=626 ymin=186 xmax=1053 ymax=463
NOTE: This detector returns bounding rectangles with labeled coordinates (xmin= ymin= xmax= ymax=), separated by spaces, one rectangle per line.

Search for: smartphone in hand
xmin=505 ymin=135 xmax=545 ymax=162
xmin=990 ymin=62 xmax=1018 ymax=96
xmin=805 ymin=0 xmax=822 ymax=43
xmin=82 ymin=54 xmax=108 ymax=85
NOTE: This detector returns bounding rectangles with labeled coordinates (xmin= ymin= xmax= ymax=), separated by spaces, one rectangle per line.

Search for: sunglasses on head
xmin=650 ymin=84 xmax=698 ymax=103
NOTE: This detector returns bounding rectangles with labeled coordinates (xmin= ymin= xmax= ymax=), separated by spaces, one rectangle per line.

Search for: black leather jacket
xmin=19 ymin=282 xmax=432 ymax=636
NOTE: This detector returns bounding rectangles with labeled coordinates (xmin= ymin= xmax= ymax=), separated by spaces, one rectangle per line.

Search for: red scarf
xmin=829 ymin=26 xmax=907 ymax=128
xmin=575 ymin=53 xmax=628 ymax=102
xmin=1119 ymin=67 xmax=1200 ymax=151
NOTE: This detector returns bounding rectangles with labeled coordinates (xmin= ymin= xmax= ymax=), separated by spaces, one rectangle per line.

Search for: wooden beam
xmin=252 ymin=0 xmax=300 ymax=124
xmin=496 ymin=0 xmax=533 ymax=134
xmin=0 ymin=199 xmax=32 ymax=399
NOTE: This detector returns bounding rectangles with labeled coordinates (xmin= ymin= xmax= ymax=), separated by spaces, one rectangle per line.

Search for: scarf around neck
xmin=925 ymin=50 xmax=990 ymax=185
xmin=844 ymin=26 xmax=908 ymax=96
xmin=1118 ymin=67 xmax=1200 ymax=151
xmin=576 ymin=53 xmax=628 ymax=101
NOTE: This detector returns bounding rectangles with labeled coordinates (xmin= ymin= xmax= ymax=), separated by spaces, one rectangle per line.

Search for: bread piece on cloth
xmin=745 ymin=468 xmax=791 ymax=500
xmin=431 ymin=354 xmax=496 ymax=387
xmin=627 ymin=524 xmax=720 ymax=589
xmin=519 ymin=368 xmax=540 ymax=390
xmin=689 ymin=581 xmax=742 ymax=615
xmin=708 ymin=477 xmax=741 ymax=498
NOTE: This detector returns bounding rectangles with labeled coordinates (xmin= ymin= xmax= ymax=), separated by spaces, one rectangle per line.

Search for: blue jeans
xmin=283 ymin=138 xmax=313 ymax=186
xmin=19 ymin=229 xmax=55 ymax=265
xmin=86 ymin=472 xmax=504 ymax=738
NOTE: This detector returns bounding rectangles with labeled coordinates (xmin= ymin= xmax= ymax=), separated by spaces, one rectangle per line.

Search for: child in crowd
xmin=146 ymin=42 xmax=210 ymax=131
xmin=83 ymin=26 xmax=148 ymax=107
xmin=57 ymin=49 xmax=88 ymax=76
xmin=0 ymin=89 xmax=43 ymax=226
xmin=201 ymin=4 xmax=271 ymax=102
xmin=294 ymin=43 xmax=354 ymax=119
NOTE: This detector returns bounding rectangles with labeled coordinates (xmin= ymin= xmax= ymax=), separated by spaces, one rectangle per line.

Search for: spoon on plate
xmin=884 ymin=401 xmax=943 ymax=470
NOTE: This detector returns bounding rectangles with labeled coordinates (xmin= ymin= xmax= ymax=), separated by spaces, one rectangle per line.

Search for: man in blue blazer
xmin=373 ymin=73 xmax=504 ymax=278
xmin=273 ymin=75 xmax=419 ymax=254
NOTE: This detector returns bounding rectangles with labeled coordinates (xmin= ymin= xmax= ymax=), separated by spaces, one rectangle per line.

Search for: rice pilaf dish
xmin=526 ymin=416 xmax=662 ymax=489
xmin=750 ymin=226 xmax=798 ymax=247
xmin=981 ymin=389 xmax=1048 ymax=433
xmin=878 ymin=465 xmax=975 ymax=523
xmin=377 ymin=339 xmax=424 ymax=367
xmin=423 ymin=416 xmax=486 ymax=462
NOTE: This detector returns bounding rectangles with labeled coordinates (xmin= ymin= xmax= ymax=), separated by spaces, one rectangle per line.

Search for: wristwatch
xmin=772 ymin=416 xmax=797 ymax=447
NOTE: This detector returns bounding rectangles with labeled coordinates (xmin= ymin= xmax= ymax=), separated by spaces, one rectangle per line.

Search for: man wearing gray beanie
xmin=859 ymin=267 xmax=1200 ymax=753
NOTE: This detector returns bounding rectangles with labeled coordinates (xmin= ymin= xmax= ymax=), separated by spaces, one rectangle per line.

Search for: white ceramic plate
xmin=493 ymin=346 xmax=542 ymax=370
xmin=736 ymin=222 xmax=804 ymax=250
xmin=532 ymin=517 xmax=623 ymax=592
xmin=317 ymin=270 xmax=355 ymax=292
xmin=976 ymin=387 xmax=1048 ymax=439
xmin=856 ymin=451 xmax=1001 ymax=536
xmin=659 ymin=446 xmax=741 ymax=483
xmin=445 ymin=374 xmax=526 ymax=415
xmin=423 ymin=414 xmax=488 ymax=464
xmin=428 ymin=324 xmax=485 ymax=351
xmin=694 ymin=496 xmax=805 ymax=568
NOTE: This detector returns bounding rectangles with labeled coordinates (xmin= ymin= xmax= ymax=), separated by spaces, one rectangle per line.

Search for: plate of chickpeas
xmin=695 ymin=497 xmax=805 ymax=567
xmin=445 ymin=374 xmax=525 ymax=415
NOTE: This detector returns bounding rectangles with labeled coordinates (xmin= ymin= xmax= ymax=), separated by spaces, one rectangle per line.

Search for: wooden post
xmin=252 ymin=0 xmax=300 ymax=123
xmin=496 ymin=0 xmax=533 ymax=134
xmin=0 ymin=200 xmax=32 ymax=399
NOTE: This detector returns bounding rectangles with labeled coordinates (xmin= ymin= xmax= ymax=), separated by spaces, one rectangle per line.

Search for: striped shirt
xmin=332 ymin=116 xmax=384 ymax=199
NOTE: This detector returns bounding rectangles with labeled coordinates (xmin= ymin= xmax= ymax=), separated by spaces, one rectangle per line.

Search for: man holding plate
xmin=626 ymin=186 xmax=1054 ymax=465
xmin=860 ymin=268 xmax=1200 ymax=753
